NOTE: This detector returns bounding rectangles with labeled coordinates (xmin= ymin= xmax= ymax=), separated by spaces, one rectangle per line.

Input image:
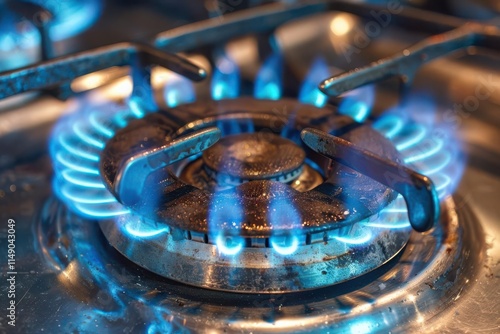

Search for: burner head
xmin=202 ymin=133 xmax=305 ymax=185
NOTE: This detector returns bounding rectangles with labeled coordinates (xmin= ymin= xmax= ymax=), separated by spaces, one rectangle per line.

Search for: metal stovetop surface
xmin=0 ymin=1 xmax=499 ymax=333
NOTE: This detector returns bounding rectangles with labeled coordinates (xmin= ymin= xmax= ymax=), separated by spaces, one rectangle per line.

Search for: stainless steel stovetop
xmin=0 ymin=1 xmax=499 ymax=333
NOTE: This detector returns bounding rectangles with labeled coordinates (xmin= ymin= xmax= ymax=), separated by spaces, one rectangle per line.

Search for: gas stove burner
xmin=100 ymin=98 xmax=406 ymax=237
xmin=3 ymin=1 xmax=499 ymax=330
xmin=87 ymin=97 xmax=438 ymax=292
xmin=202 ymin=133 xmax=306 ymax=186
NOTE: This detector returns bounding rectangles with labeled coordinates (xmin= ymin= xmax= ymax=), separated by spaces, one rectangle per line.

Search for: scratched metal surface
xmin=0 ymin=159 xmax=498 ymax=333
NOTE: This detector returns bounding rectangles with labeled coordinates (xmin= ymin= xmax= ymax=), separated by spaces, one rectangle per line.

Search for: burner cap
xmin=202 ymin=133 xmax=305 ymax=184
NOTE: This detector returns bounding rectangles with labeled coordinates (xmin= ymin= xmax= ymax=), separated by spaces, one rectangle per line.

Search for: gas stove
xmin=1 ymin=1 xmax=499 ymax=333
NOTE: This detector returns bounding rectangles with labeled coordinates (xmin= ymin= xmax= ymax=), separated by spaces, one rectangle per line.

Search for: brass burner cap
xmin=202 ymin=133 xmax=305 ymax=184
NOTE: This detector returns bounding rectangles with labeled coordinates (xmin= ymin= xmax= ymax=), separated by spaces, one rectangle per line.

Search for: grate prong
xmin=114 ymin=127 xmax=221 ymax=206
xmin=301 ymin=128 xmax=440 ymax=232
xmin=0 ymin=43 xmax=206 ymax=100
xmin=318 ymin=22 xmax=500 ymax=97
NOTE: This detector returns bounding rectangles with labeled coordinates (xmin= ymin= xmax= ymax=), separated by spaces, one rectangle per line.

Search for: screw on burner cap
xmin=202 ymin=133 xmax=306 ymax=185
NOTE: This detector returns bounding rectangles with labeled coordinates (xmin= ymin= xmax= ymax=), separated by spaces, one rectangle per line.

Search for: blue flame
xmin=89 ymin=112 xmax=115 ymax=138
xmin=25 ymin=0 xmax=102 ymax=41
xmin=268 ymin=186 xmax=302 ymax=256
xmin=50 ymin=96 xmax=140 ymax=219
xmin=254 ymin=53 xmax=283 ymax=100
xmin=49 ymin=56 xmax=463 ymax=256
xmin=333 ymin=228 xmax=373 ymax=245
xmin=60 ymin=185 xmax=115 ymax=204
xmin=209 ymin=188 xmax=245 ymax=256
xmin=299 ymin=58 xmax=330 ymax=107
xmin=128 ymin=96 xmax=147 ymax=118
xmin=373 ymin=96 xmax=465 ymax=199
xmin=393 ymin=124 xmax=427 ymax=151
xmin=270 ymin=235 xmax=300 ymax=255
xmin=372 ymin=115 xmax=404 ymax=139
xmin=147 ymin=321 xmax=173 ymax=334
xmin=121 ymin=216 xmax=169 ymax=239
xmin=163 ymin=74 xmax=195 ymax=107
xmin=0 ymin=7 xmax=41 ymax=71
xmin=338 ymin=84 xmax=374 ymax=122
xmin=215 ymin=234 xmax=245 ymax=256
xmin=299 ymin=58 xmax=374 ymax=122
xmin=72 ymin=202 xmax=129 ymax=218
xmin=211 ymin=55 xmax=240 ymax=100
xmin=361 ymin=196 xmax=411 ymax=229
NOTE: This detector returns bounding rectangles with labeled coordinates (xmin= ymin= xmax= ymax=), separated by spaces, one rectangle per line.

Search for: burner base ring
xmin=99 ymin=196 xmax=413 ymax=293
xmin=34 ymin=194 xmax=485 ymax=332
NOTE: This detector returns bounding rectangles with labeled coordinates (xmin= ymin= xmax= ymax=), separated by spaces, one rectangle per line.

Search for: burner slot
xmin=172 ymin=227 xmax=367 ymax=249
xmin=307 ymin=231 xmax=329 ymax=245
xmin=190 ymin=231 xmax=209 ymax=243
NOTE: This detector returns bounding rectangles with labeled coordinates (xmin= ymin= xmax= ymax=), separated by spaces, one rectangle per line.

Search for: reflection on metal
xmin=329 ymin=14 xmax=354 ymax=36
xmin=1 ymin=163 xmax=487 ymax=332
xmin=70 ymin=67 xmax=128 ymax=93
xmin=35 ymin=194 xmax=484 ymax=328
xmin=99 ymin=207 xmax=411 ymax=292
